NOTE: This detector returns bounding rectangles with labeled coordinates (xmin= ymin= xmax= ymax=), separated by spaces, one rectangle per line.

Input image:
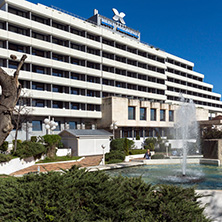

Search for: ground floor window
xmin=32 ymin=120 xmax=42 ymax=131
xmin=69 ymin=121 xmax=76 ymax=129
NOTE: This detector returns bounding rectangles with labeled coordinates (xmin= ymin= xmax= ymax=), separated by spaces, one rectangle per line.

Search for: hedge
xmin=0 ymin=166 xmax=210 ymax=222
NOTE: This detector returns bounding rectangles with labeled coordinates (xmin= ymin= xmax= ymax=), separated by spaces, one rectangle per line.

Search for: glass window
xmin=160 ymin=109 xmax=165 ymax=121
xmin=69 ymin=121 xmax=76 ymax=129
xmin=150 ymin=109 xmax=156 ymax=121
xmin=32 ymin=82 xmax=44 ymax=91
xmin=71 ymin=88 xmax=79 ymax=95
xmin=32 ymin=99 xmax=44 ymax=107
xmin=140 ymin=108 xmax=146 ymax=120
xmin=32 ymin=120 xmax=42 ymax=131
xmin=128 ymin=106 xmax=135 ymax=120
xmin=169 ymin=110 xmax=174 ymax=122
xmin=71 ymin=103 xmax=79 ymax=110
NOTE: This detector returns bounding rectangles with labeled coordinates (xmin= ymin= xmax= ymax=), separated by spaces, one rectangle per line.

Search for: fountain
xmin=175 ymin=95 xmax=199 ymax=176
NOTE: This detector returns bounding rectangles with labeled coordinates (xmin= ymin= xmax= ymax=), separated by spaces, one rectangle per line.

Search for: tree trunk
xmin=0 ymin=55 xmax=27 ymax=147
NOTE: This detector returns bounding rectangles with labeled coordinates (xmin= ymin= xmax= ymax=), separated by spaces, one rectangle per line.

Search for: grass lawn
xmin=36 ymin=156 xmax=81 ymax=164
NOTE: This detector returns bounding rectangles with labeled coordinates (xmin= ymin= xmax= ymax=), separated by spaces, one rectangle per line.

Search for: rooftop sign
xmin=112 ymin=8 xmax=126 ymax=25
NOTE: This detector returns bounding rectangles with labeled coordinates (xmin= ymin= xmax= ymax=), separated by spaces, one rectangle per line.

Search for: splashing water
xmin=175 ymin=95 xmax=199 ymax=176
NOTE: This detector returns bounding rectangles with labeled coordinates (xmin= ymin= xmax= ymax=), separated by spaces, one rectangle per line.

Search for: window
xmin=53 ymin=101 xmax=63 ymax=109
xmin=128 ymin=106 xmax=135 ymax=120
xmin=140 ymin=108 xmax=146 ymax=120
xmin=71 ymin=103 xmax=79 ymax=110
xmin=69 ymin=121 xmax=76 ymax=129
xmin=71 ymin=88 xmax=79 ymax=95
xmin=150 ymin=109 xmax=156 ymax=121
xmin=160 ymin=110 xmax=165 ymax=121
xmin=32 ymin=120 xmax=42 ymax=131
xmin=32 ymin=99 xmax=44 ymax=107
xmin=32 ymin=82 xmax=44 ymax=91
xmin=169 ymin=110 xmax=174 ymax=122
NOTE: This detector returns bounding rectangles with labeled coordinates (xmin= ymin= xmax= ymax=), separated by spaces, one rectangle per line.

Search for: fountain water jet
xmin=175 ymin=95 xmax=199 ymax=176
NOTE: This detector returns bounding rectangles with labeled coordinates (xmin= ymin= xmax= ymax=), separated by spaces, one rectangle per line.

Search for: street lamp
xmin=44 ymin=118 xmax=58 ymax=134
xmin=110 ymin=121 xmax=118 ymax=139
xmin=101 ymin=144 xmax=106 ymax=165
xmin=165 ymin=141 xmax=169 ymax=157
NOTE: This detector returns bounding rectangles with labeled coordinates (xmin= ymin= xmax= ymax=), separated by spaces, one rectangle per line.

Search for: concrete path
xmin=196 ymin=190 xmax=222 ymax=222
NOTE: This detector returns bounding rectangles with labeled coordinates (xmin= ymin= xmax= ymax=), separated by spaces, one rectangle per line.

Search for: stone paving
xmin=10 ymin=155 xmax=103 ymax=176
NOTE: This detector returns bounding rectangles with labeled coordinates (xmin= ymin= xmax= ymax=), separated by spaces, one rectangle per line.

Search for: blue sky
xmin=29 ymin=0 xmax=222 ymax=95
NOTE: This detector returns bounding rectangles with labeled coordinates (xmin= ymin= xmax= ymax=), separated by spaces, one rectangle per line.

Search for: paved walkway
xmin=10 ymin=155 xmax=103 ymax=176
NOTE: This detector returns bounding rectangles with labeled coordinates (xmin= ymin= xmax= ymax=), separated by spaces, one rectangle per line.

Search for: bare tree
xmin=12 ymin=90 xmax=33 ymax=153
xmin=0 ymin=54 xmax=27 ymax=147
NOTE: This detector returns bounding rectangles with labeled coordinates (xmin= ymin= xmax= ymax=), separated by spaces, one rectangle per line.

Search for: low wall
xmin=0 ymin=156 xmax=42 ymax=175
xmin=144 ymin=158 xmax=200 ymax=165
xmin=56 ymin=148 xmax=71 ymax=157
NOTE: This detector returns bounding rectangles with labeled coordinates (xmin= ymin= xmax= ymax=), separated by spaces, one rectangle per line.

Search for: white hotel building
xmin=0 ymin=0 xmax=221 ymax=141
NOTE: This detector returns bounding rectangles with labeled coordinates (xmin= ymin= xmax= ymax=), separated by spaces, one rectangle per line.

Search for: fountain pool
xmin=106 ymin=164 xmax=222 ymax=190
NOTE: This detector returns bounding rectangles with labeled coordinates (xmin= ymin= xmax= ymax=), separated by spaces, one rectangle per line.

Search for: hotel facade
xmin=0 ymin=0 xmax=221 ymax=141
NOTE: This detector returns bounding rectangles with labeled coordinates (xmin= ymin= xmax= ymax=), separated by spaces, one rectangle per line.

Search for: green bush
xmin=105 ymin=150 xmax=125 ymax=163
xmin=12 ymin=139 xmax=22 ymax=145
xmin=14 ymin=141 xmax=46 ymax=159
xmin=110 ymin=138 xmax=134 ymax=152
xmin=136 ymin=135 xmax=140 ymax=140
xmin=0 ymin=166 xmax=210 ymax=221
xmin=0 ymin=153 xmax=12 ymax=163
xmin=0 ymin=141 xmax=8 ymax=152
xmin=106 ymin=159 xmax=124 ymax=164
xmin=30 ymin=136 xmax=37 ymax=142
xmin=129 ymin=149 xmax=147 ymax=155
xmin=202 ymin=128 xmax=222 ymax=139
xmin=42 ymin=135 xmax=62 ymax=159
xmin=151 ymin=153 xmax=165 ymax=159
xmin=144 ymin=137 xmax=157 ymax=151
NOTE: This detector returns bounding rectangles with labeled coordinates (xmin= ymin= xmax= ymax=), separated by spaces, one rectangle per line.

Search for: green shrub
xmin=202 ymin=128 xmax=222 ymax=139
xmin=144 ymin=143 xmax=155 ymax=151
xmin=129 ymin=149 xmax=147 ymax=155
xmin=151 ymin=153 xmax=165 ymax=159
xmin=144 ymin=137 xmax=157 ymax=151
xmin=12 ymin=139 xmax=22 ymax=145
xmin=30 ymin=136 xmax=37 ymax=142
xmin=136 ymin=135 xmax=140 ymax=140
xmin=0 ymin=153 xmax=12 ymax=163
xmin=0 ymin=141 xmax=8 ymax=152
xmin=0 ymin=166 xmax=210 ymax=221
xmin=110 ymin=138 xmax=134 ymax=152
xmin=105 ymin=150 xmax=125 ymax=162
xmin=106 ymin=159 xmax=124 ymax=164
xmin=14 ymin=141 xmax=46 ymax=159
xmin=42 ymin=135 xmax=62 ymax=159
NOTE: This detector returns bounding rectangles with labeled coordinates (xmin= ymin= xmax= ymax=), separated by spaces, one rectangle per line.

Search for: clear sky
xmin=29 ymin=0 xmax=222 ymax=96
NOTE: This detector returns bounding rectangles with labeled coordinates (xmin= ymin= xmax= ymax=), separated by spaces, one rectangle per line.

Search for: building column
xmin=132 ymin=129 xmax=134 ymax=139
xmin=143 ymin=128 xmax=145 ymax=139
xmin=119 ymin=129 xmax=122 ymax=138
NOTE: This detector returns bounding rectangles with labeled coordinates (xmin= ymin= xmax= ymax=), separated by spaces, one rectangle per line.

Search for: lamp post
xmin=101 ymin=144 xmax=105 ymax=165
xmin=165 ymin=141 xmax=169 ymax=157
xmin=44 ymin=117 xmax=58 ymax=134
xmin=110 ymin=121 xmax=118 ymax=139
